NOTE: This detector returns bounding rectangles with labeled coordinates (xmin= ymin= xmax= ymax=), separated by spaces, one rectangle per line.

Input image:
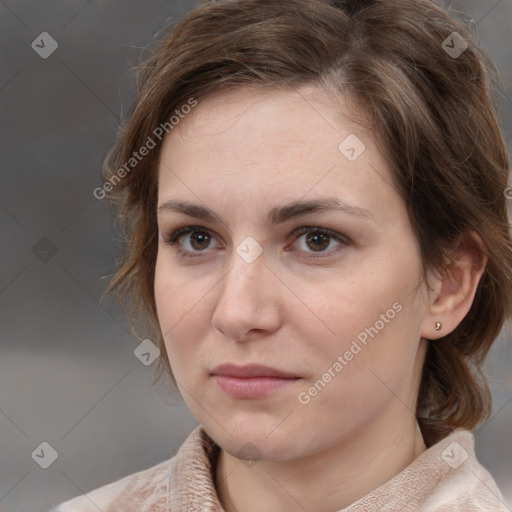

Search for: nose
xmin=210 ymin=249 xmax=282 ymax=342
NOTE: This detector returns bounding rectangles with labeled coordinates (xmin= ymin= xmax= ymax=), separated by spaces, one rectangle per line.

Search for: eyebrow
xmin=157 ymin=197 xmax=372 ymax=226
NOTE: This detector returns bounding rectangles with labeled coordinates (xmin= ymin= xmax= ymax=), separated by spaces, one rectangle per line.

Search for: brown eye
xmin=188 ymin=231 xmax=212 ymax=250
xmin=305 ymin=232 xmax=331 ymax=252
xmin=164 ymin=226 xmax=221 ymax=256
xmin=290 ymin=226 xmax=350 ymax=257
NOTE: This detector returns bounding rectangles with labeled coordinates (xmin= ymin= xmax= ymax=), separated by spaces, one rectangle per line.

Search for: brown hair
xmin=102 ymin=0 xmax=512 ymax=446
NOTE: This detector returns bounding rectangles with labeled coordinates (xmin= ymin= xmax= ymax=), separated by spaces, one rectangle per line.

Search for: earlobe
xmin=421 ymin=232 xmax=487 ymax=340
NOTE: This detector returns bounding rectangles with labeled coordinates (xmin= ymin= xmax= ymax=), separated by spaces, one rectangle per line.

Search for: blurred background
xmin=0 ymin=1 xmax=510 ymax=511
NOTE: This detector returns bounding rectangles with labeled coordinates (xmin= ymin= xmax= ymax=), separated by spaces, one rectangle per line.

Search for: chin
xmin=201 ymin=413 xmax=310 ymax=463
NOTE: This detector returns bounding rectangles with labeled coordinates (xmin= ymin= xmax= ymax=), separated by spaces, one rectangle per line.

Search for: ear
xmin=421 ymin=232 xmax=487 ymax=340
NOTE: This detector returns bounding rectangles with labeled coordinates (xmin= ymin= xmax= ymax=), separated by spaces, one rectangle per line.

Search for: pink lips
xmin=211 ymin=363 xmax=300 ymax=399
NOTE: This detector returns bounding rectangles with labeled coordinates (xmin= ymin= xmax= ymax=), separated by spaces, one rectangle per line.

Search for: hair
xmin=101 ymin=0 xmax=512 ymax=446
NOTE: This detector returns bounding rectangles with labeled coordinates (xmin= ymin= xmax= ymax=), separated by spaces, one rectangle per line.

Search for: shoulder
xmin=52 ymin=426 xmax=212 ymax=512
xmin=53 ymin=456 xmax=175 ymax=512
xmin=420 ymin=429 xmax=507 ymax=511
xmin=345 ymin=428 xmax=507 ymax=511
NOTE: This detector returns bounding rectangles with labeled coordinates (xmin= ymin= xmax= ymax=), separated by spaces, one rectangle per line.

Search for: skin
xmin=154 ymin=85 xmax=486 ymax=512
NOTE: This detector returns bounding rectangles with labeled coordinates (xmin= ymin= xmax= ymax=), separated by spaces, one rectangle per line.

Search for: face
xmin=154 ymin=85 xmax=430 ymax=462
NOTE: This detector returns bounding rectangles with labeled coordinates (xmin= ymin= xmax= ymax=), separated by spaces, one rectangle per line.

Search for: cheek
xmin=154 ymin=260 xmax=179 ymax=337
xmin=154 ymin=256 xmax=211 ymax=369
xmin=310 ymin=250 xmax=424 ymax=373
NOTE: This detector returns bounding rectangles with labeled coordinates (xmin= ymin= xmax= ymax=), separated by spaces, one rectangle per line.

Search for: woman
xmin=55 ymin=0 xmax=512 ymax=510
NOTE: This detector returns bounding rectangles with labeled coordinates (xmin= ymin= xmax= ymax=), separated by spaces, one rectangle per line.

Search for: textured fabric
xmin=53 ymin=427 xmax=507 ymax=511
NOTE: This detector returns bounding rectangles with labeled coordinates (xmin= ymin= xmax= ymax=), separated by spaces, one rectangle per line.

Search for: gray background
xmin=0 ymin=1 xmax=510 ymax=511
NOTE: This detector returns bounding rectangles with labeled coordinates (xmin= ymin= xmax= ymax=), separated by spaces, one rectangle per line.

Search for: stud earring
xmin=435 ymin=321 xmax=442 ymax=331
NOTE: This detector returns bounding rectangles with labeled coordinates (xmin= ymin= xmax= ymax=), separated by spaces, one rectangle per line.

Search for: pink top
xmin=53 ymin=427 xmax=507 ymax=511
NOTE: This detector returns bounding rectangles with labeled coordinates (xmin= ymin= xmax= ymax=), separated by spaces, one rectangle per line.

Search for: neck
xmin=215 ymin=414 xmax=427 ymax=512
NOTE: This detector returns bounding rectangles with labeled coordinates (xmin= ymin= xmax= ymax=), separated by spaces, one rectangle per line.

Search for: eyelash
xmin=162 ymin=225 xmax=351 ymax=260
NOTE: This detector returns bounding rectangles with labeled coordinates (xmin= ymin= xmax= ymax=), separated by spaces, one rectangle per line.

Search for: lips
xmin=211 ymin=363 xmax=298 ymax=379
xmin=211 ymin=363 xmax=300 ymax=399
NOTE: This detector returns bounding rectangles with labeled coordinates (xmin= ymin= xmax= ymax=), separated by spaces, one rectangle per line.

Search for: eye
xmin=162 ymin=226 xmax=221 ymax=257
xmin=162 ymin=225 xmax=351 ymax=260
xmin=289 ymin=226 xmax=350 ymax=257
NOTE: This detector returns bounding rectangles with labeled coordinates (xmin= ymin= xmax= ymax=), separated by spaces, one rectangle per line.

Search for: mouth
xmin=211 ymin=363 xmax=301 ymax=399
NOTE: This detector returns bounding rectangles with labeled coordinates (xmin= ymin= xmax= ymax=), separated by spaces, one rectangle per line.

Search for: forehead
xmin=156 ymin=85 xmax=397 ymax=217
